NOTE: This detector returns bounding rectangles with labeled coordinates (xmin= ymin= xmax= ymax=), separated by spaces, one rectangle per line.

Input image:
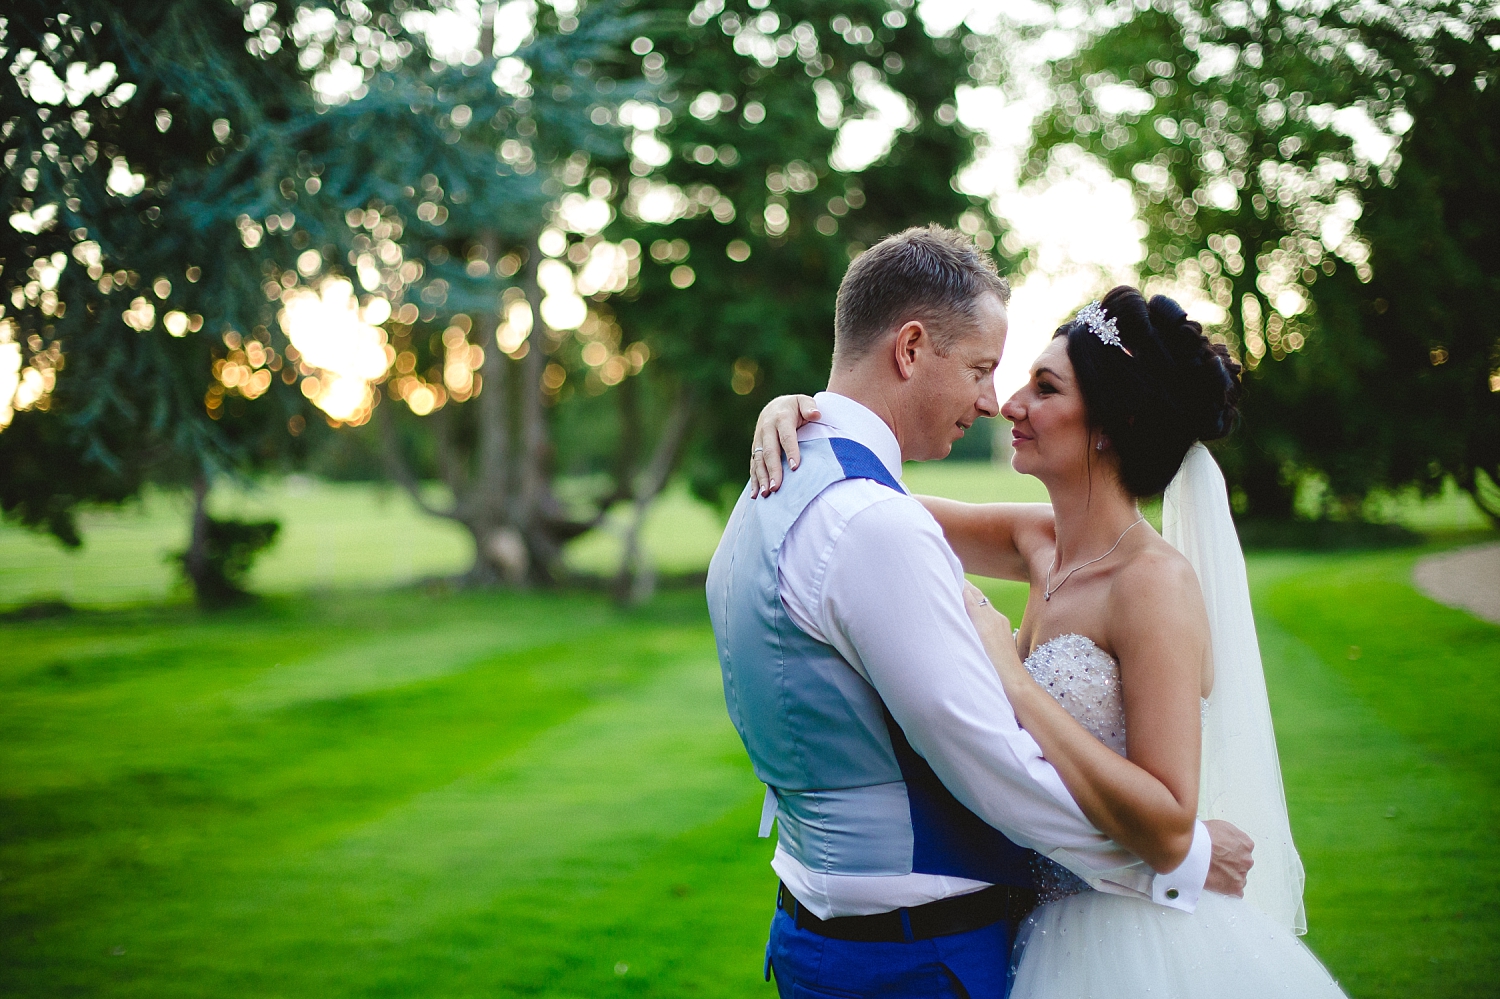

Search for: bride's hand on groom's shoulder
xmin=750 ymin=394 xmax=819 ymax=496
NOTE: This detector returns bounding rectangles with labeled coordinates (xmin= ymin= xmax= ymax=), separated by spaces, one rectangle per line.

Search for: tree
xmin=0 ymin=407 xmax=147 ymax=547
xmin=1026 ymin=0 xmax=1499 ymax=521
xmin=292 ymin=0 xmax=652 ymax=587
xmin=606 ymin=0 xmax=1005 ymax=518
xmin=1 ymin=0 xmax=321 ymax=602
xmin=4 ymin=0 xmax=1016 ymax=605
xmin=368 ymin=0 xmax=1010 ymax=597
xmin=2 ymin=0 xmax=644 ymax=597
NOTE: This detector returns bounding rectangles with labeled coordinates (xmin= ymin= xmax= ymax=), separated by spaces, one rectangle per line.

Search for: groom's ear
xmin=892 ymin=320 xmax=926 ymax=381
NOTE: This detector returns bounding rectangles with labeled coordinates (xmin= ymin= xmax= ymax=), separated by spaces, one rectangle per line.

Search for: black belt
xmin=777 ymin=881 xmax=1038 ymax=943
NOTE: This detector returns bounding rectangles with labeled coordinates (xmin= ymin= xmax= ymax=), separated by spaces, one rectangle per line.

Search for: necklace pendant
xmin=1044 ymin=592 xmax=1051 ymax=601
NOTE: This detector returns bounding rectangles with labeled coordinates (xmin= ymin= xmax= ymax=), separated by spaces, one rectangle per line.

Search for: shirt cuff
xmin=1151 ymin=820 xmax=1212 ymax=912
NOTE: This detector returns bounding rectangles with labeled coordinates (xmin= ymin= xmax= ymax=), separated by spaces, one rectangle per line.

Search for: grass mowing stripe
xmin=1254 ymin=556 xmax=1500 ymax=999
xmin=238 ymin=657 xmax=757 ymax=999
xmin=476 ymin=795 xmax=779 ymax=998
xmin=1261 ymin=550 xmax=1500 ymax=792
xmin=1 ymin=618 xmax=758 ymax=999
xmin=230 ymin=615 xmax=615 ymax=711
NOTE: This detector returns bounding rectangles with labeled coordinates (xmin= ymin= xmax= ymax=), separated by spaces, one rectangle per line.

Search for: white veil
xmin=1162 ymin=444 xmax=1308 ymax=934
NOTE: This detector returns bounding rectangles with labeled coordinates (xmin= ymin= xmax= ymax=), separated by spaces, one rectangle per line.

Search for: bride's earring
xmin=1095 ymin=436 xmax=1108 ymax=452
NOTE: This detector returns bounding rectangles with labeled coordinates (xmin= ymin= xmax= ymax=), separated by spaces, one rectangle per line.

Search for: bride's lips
xmin=1011 ymin=430 xmax=1033 ymax=446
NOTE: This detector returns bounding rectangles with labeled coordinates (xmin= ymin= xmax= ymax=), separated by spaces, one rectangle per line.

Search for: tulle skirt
xmin=1009 ymin=890 xmax=1348 ymax=999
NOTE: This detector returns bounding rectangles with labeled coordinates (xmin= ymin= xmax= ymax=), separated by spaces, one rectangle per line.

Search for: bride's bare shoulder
xmin=1108 ymin=537 xmax=1210 ymax=642
xmin=1108 ymin=540 xmax=1212 ymax=696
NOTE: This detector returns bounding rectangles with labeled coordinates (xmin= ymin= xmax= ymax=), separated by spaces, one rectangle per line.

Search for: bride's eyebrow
xmin=1034 ymin=366 xmax=1062 ymax=381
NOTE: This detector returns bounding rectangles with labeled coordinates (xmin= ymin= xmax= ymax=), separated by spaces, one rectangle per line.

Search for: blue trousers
xmin=765 ymin=905 xmax=1016 ymax=999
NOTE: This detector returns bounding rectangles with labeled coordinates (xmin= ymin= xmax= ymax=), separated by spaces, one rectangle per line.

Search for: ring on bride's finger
xmin=752 ymin=447 xmax=765 ymax=455
xmin=978 ymin=597 xmax=989 ymax=605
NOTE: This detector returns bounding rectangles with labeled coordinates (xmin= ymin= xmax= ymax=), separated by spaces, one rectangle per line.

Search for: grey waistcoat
xmin=706 ymin=436 xmax=1036 ymax=886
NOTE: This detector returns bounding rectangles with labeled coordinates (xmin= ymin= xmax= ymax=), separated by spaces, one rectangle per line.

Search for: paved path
xmin=1412 ymin=542 xmax=1500 ymax=625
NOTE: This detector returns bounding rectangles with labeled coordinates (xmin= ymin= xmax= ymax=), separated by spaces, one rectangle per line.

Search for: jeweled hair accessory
xmin=1076 ymin=301 xmax=1124 ymax=350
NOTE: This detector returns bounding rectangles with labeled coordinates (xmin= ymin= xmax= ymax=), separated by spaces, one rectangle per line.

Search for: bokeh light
xmin=0 ymin=321 xmax=21 ymax=428
xmin=537 ymin=258 xmax=586 ymax=330
xmin=495 ymin=290 xmax=533 ymax=356
xmin=278 ymin=278 xmax=393 ymax=425
xmin=0 ymin=317 xmax=60 ymax=426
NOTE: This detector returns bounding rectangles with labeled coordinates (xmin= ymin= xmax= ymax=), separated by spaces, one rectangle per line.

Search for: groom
xmin=706 ymin=226 xmax=1252 ymax=998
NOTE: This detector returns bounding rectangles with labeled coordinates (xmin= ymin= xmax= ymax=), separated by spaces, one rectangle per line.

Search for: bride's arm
xmin=961 ymin=557 xmax=1207 ymax=872
xmin=918 ymin=498 xmax=1051 ymax=581
xmin=749 ymin=396 xmax=1050 ymax=581
xmin=1108 ymin=551 xmax=1212 ymax=859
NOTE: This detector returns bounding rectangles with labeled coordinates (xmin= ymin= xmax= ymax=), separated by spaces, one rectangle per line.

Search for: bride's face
xmin=1001 ymin=337 xmax=1095 ymax=481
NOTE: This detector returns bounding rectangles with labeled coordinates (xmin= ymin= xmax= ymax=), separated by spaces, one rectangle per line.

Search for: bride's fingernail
xmin=770 ymin=480 xmax=778 ymax=488
xmin=790 ymin=460 xmax=798 ymax=469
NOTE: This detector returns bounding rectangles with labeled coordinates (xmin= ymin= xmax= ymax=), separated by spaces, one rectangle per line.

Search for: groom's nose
xmin=977 ymin=378 xmax=1000 ymax=418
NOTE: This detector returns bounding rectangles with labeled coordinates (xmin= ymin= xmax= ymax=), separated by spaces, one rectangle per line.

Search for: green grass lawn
xmin=0 ymin=476 xmax=731 ymax=609
xmin=1249 ymin=553 xmax=1500 ymax=997
xmin=0 ymin=479 xmax=474 ymax=608
xmin=0 ymin=464 xmax=1033 ymax=610
xmin=1 ymin=464 xmax=1496 ymax=997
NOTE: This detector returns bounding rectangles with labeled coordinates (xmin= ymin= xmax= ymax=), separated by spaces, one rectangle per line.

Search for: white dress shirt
xmin=770 ymin=392 xmax=1212 ymax=919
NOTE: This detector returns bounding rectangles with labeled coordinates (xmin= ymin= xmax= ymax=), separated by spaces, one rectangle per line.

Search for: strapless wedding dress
xmin=1009 ymin=634 xmax=1349 ymax=999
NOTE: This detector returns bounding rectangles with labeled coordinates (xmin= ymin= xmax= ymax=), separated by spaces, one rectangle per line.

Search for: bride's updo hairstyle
xmin=1054 ymin=286 xmax=1242 ymax=497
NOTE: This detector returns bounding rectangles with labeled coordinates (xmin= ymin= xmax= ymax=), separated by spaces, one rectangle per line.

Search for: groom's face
xmin=904 ymin=291 xmax=1007 ymax=461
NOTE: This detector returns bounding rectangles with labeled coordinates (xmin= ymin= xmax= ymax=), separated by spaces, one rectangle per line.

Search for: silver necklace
xmin=1044 ymin=516 xmax=1145 ymax=601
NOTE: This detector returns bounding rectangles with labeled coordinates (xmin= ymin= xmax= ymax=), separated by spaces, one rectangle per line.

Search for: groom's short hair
xmin=834 ymin=225 xmax=1010 ymax=361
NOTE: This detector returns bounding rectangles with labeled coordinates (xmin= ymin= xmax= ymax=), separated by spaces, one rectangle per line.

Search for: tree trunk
xmin=515 ymin=253 xmax=558 ymax=581
xmin=613 ymin=387 xmax=694 ymax=605
xmin=613 ymin=365 xmax=644 ymax=496
xmin=466 ymin=223 xmax=528 ymax=585
xmin=182 ymin=471 xmax=212 ymax=603
xmin=446 ymin=8 xmax=529 ymax=586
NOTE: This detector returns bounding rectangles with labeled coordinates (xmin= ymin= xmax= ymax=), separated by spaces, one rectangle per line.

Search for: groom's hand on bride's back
xmin=1203 ymin=819 xmax=1254 ymax=897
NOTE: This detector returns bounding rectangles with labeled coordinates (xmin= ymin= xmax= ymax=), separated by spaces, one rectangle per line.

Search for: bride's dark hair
xmin=1054 ymin=286 xmax=1242 ymax=497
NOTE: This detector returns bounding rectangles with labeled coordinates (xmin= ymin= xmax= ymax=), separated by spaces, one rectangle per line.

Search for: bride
xmin=751 ymin=286 xmax=1347 ymax=997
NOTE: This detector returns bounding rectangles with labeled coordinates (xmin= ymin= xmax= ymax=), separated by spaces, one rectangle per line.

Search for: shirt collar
xmin=812 ymin=392 xmax=904 ymax=485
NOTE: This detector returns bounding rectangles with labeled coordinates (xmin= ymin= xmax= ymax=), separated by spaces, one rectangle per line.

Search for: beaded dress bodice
xmin=1020 ymin=633 xmax=1209 ymax=904
xmin=1023 ymin=633 xmax=1128 ymax=756
xmin=1022 ymin=634 xmax=1126 ymax=903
